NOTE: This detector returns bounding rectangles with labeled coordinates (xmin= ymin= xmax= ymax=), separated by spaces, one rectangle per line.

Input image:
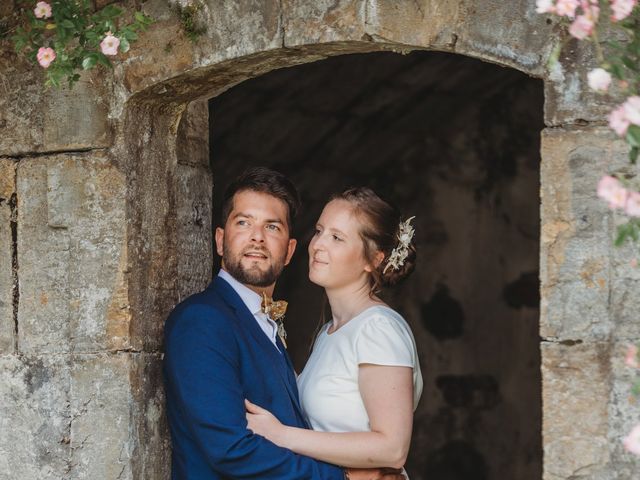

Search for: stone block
xmin=0 ymin=354 xmax=70 ymax=480
xmin=69 ymin=353 xmax=133 ymax=479
xmin=176 ymin=100 xmax=209 ymax=168
xmin=542 ymin=342 xmax=610 ymax=479
xmin=607 ymin=341 xmax=640 ymax=477
xmin=68 ymin=352 xmax=168 ymax=479
xmin=17 ymin=153 xmax=127 ymax=354
xmin=0 ymin=160 xmax=15 ymax=354
xmin=0 ymin=48 xmax=111 ymax=155
xmin=175 ymin=163 xmax=213 ymax=300
xmin=283 ymin=0 xmax=365 ymax=46
xmin=540 ymin=128 xmax=630 ymax=340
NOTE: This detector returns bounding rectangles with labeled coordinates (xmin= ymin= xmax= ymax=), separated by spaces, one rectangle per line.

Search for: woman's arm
xmin=246 ymin=364 xmax=414 ymax=469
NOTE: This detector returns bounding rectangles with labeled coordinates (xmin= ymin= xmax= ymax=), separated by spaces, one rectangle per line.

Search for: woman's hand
xmin=245 ymin=399 xmax=287 ymax=446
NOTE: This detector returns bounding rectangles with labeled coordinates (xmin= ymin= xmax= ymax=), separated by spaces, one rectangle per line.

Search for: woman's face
xmin=308 ymin=199 xmax=373 ymax=291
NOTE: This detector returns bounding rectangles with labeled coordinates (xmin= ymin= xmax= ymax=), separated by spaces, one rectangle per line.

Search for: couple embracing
xmin=163 ymin=167 xmax=423 ymax=479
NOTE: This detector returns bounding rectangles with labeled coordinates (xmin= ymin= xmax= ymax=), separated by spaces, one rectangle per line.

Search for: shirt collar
xmin=218 ymin=268 xmax=263 ymax=315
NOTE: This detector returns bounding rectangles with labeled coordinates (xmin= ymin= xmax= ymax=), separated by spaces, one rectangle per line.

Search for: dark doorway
xmin=209 ymin=50 xmax=543 ymax=480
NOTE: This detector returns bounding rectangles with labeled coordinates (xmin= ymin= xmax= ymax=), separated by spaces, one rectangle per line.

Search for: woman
xmin=246 ymin=187 xmax=423 ymax=474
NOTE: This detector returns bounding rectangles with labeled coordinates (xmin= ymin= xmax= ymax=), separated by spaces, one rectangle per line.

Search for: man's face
xmin=215 ymin=190 xmax=297 ymax=292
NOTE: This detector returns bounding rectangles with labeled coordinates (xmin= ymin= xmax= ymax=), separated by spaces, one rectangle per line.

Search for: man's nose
xmin=250 ymin=225 xmax=265 ymax=242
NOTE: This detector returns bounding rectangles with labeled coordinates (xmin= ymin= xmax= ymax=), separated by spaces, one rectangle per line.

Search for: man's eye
xmin=266 ymin=224 xmax=280 ymax=231
xmin=237 ymin=220 xmax=249 ymax=226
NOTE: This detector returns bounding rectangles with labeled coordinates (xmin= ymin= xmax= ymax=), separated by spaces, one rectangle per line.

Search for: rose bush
xmin=12 ymin=0 xmax=152 ymax=88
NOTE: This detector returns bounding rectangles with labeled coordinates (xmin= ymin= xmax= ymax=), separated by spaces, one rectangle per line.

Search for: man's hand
xmin=346 ymin=467 xmax=405 ymax=480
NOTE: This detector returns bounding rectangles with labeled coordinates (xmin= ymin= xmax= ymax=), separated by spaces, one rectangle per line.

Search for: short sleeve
xmin=354 ymin=315 xmax=415 ymax=367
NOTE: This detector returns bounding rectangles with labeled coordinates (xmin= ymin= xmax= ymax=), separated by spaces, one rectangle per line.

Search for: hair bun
xmin=380 ymin=241 xmax=416 ymax=287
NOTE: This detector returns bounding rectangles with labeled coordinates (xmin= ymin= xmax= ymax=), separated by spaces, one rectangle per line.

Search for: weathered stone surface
xmin=540 ymin=127 xmax=630 ymax=341
xmin=69 ymin=354 xmax=133 ymax=479
xmin=0 ymin=46 xmax=111 ymax=155
xmin=283 ymin=0 xmax=365 ymax=45
xmin=17 ymin=154 xmax=127 ymax=353
xmin=0 ymin=160 xmax=15 ymax=354
xmin=542 ymin=342 xmax=610 ymax=480
xmin=608 ymin=341 xmax=640 ymax=478
xmin=130 ymin=353 xmax=170 ymax=479
xmin=0 ymin=354 xmax=70 ymax=480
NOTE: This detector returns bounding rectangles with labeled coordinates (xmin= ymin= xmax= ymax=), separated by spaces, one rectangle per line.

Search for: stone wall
xmin=0 ymin=0 xmax=638 ymax=478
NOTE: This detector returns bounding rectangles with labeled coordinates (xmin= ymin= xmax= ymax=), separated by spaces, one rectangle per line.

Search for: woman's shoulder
xmin=353 ymin=305 xmax=414 ymax=337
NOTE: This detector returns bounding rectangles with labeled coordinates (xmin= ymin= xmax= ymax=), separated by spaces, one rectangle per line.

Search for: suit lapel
xmin=210 ymin=277 xmax=307 ymax=423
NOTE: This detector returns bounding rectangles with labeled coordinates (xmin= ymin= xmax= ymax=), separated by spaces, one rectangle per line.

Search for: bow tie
xmin=261 ymin=293 xmax=288 ymax=348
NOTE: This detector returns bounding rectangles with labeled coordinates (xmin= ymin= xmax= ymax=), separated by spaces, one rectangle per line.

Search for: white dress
xmin=297 ymin=305 xmax=423 ymax=476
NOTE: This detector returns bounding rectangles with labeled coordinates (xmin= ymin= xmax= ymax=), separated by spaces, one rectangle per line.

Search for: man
xmin=164 ymin=167 xmax=404 ymax=479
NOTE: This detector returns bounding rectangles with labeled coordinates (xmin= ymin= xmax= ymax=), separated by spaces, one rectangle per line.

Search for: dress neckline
xmin=325 ymin=304 xmax=392 ymax=336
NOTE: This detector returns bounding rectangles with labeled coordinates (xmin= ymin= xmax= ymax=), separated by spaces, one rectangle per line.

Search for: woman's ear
xmin=365 ymin=251 xmax=385 ymax=272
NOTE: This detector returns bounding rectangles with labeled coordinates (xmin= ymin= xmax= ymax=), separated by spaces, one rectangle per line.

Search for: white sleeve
xmin=354 ymin=315 xmax=415 ymax=367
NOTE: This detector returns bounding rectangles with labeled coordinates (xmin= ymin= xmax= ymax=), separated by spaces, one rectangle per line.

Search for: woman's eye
xmin=332 ymin=234 xmax=342 ymax=242
xmin=313 ymin=228 xmax=321 ymax=236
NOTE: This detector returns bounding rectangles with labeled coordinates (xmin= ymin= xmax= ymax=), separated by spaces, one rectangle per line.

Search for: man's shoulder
xmin=166 ymin=285 xmax=232 ymax=329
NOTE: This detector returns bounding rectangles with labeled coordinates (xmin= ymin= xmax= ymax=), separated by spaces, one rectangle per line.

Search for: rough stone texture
xmin=540 ymin=128 xmax=635 ymax=342
xmin=0 ymin=50 xmax=111 ymax=156
xmin=542 ymin=342 xmax=610 ymax=480
xmin=0 ymin=354 xmax=70 ymax=480
xmin=17 ymin=153 xmax=127 ymax=353
xmin=0 ymin=353 xmax=165 ymax=479
xmin=0 ymin=160 xmax=15 ymax=354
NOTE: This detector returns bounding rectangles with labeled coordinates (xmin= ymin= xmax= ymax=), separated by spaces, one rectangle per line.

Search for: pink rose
xmin=100 ymin=33 xmax=120 ymax=56
xmin=587 ymin=68 xmax=612 ymax=92
xmin=609 ymin=105 xmax=631 ymax=137
xmin=536 ymin=0 xmax=556 ymax=13
xmin=597 ymin=175 xmax=629 ymax=210
xmin=556 ymin=0 xmax=579 ymax=17
xmin=569 ymin=14 xmax=595 ymax=39
xmin=36 ymin=47 xmax=56 ymax=68
xmin=34 ymin=1 xmax=52 ymax=19
xmin=625 ymin=191 xmax=640 ymax=217
xmin=624 ymin=96 xmax=640 ymax=125
xmin=626 ymin=345 xmax=639 ymax=368
xmin=611 ymin=0 xmax=637 ymax=21
xmin=623 ymin=424 xmax=640 ymax=456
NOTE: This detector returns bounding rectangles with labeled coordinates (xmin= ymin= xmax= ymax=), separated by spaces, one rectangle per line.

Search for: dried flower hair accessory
xmin=383 ymin=216 xmax=416 ymax=274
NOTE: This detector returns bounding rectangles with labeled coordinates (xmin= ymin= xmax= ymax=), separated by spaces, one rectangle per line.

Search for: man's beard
xmin=223 ymin=243 xmax=286 ymax=287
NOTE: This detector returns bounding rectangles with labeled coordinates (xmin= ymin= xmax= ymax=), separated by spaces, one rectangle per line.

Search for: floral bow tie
xmin=261 ymin=293 xmax=288 ymax=348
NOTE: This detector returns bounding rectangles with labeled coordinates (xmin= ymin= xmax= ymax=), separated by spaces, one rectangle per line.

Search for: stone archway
xmin=1 ymin=1 xmax=636 ymax=479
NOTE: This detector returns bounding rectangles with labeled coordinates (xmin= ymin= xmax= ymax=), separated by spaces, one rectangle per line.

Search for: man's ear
xmin=215 ymin=227 xmax=225 ymax=258
xmin=284 ymin=238 xmax=297 ymax=266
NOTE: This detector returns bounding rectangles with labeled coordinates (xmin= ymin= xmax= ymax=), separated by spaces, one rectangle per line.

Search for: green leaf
xmin=631 ymin=146 xmax=639 ymax=164
xmin=621 ymin=55 xmax=638 ymax=72
xmin=626 ymin=125 xmax=640 ymax=148
xmin=610 ymin=63 xmax=624 ymax=80
xmin=82 ymin=54 xmax=97 ymax=70
xmin=119 ymin=37 xmax=130 ymax=53
xmin=95 ymin=52 xmax=112 ymax=69
xmin=615 ymin=224 xmax=631 ymax=247
xmin=61 ymin=19 xmax=75 ymax=29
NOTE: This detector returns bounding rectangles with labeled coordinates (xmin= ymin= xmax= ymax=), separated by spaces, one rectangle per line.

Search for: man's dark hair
xmin=220 ymin=166 xmax=301 ymax=229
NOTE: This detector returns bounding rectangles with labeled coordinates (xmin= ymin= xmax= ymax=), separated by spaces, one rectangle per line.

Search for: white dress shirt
xmin=218 ymin=269 xmax=280 ymax=350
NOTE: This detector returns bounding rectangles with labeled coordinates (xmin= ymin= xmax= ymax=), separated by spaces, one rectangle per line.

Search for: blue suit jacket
xmin=163 ymin=275 xmax=344 ymax=479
